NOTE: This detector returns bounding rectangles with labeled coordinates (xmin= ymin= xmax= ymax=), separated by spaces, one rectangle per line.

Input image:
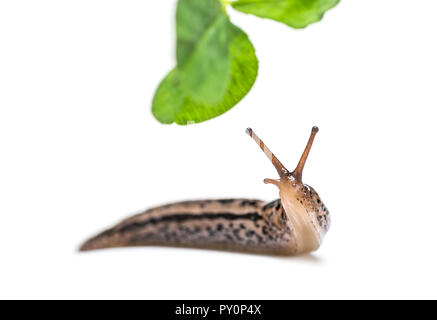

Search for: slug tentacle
xmin=263 ymin=178 xmax=280 ymax=186
xmin=246 ymin=128 xmax=289 ymax=178
xmin=291 ymin=126 xmax=318 ymax=182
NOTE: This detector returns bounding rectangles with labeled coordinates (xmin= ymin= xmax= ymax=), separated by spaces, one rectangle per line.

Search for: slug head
xmin=246 ymin=127 xmax=330 ymax=253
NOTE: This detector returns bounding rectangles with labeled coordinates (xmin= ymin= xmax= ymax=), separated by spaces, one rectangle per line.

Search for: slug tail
xmin=79 ymin=227 xmax=124 ymax=252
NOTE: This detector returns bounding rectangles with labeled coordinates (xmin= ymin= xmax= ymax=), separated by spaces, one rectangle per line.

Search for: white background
xmin=1 ymin=0 xmax=436 ymax=299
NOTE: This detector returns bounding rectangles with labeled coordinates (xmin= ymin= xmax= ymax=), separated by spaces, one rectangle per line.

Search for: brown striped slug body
xmin=79 ymin=127 xmax=330 ymax=255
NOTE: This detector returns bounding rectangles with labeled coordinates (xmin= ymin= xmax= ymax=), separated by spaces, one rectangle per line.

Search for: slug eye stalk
xmin=245 ymin=128 xmax=289 ymax=178
xmin=291 ymin=126 xmax=318 ymax=182
xmin=246 ymin=126 xmax=319 ymax=183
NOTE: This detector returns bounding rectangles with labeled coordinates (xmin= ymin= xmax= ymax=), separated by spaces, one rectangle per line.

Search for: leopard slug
xmin=79 ymin=127 xmax=330 ymax=255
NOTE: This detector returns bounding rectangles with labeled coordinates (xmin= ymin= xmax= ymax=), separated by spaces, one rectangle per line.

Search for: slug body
xmin=80 ymin=127 xmax=329 ymax=255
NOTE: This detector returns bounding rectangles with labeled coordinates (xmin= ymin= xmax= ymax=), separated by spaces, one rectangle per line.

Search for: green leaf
xmin=151 ymin=69 xmax=185 ymax=124
xmin=176 ymin=0 xmax=224 ymax=65
xmin=176 ymin=0 xmax=231 ymax=104
xmin=231 ymin=0 xmax=339 ymax=29
xmin=152 ymin=25 xmax=258 ymax=125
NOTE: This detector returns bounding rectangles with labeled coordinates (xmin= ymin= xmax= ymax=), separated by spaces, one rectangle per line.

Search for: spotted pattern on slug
xmin=308 ymin=187 xmax=330 ymax=232
xmin=80 ymin=198 xmax=295 ymax=254
xmin=297 ymin=184 xmax=330 ymax=233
